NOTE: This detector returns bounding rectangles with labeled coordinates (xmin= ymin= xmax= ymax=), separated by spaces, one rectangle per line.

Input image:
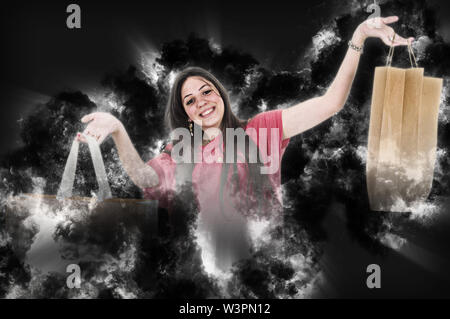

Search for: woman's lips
xmin=200 ymin=106 xmax=215 ymax=118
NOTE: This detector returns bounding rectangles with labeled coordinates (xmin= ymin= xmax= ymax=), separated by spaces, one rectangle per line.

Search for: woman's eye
xmin=203 ymin=89 xmax=212 ymax=95
xmin=186 ymin=98 xmax=194 ymax=105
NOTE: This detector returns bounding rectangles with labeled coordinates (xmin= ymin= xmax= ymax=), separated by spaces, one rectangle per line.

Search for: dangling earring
xmin=188 ymin=120 xmax=193 ymax=136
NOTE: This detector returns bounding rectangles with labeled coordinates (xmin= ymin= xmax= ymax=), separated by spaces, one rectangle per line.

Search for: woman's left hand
xmin=356 ymin=16 xmax=414 ymax=47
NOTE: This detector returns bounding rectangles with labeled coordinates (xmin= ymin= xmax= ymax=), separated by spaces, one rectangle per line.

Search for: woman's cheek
xmin=187 ymin=107 xmax=196 ymax=119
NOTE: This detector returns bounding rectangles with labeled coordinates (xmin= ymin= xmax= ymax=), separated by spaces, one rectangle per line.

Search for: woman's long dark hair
xmin=164 ymin=67 xmax=278 ymax=219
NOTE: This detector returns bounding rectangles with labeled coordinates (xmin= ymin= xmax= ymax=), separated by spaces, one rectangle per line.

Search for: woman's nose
xmin=198 ymin=98 xmax=207 ymax=108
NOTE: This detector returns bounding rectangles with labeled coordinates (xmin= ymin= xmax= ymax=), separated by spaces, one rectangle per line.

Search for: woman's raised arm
xmin=282 ymin=16 xmax=414 ymax=139
xmin=77 ymin=112 xmax=159 ymax=189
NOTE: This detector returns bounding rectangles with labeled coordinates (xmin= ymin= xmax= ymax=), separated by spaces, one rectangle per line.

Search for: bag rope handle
xmin=57 ymin=133 xmax=112 ymax=201
xmin=386 ymin=34 xmax=418 ymax=68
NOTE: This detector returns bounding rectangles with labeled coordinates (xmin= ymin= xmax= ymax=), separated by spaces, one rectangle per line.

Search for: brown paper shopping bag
xmin=367 ymin=43 xmax=443 ymax=212
xmin=5 ymin=134 xmax=158 ymax=274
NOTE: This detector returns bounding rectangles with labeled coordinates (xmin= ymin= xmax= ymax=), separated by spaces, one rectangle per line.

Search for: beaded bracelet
xmin=348 ymin=40 xmax=364 ymax=54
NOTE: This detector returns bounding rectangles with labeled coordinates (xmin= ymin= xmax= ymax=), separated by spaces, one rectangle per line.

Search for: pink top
xmin=142 ymin=109 xmax=290 ymax=217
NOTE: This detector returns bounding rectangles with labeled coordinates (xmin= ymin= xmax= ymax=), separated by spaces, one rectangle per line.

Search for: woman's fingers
xmin=99 ymin=128 xmax=110 ymax=144
xmin=76 ymin=132 xmax=88 ymax=143
xmin=97 ymin=134 xmax=106 ymax=145
xmin=81 ymin=113 xmax=96 ymax=123
xmin=395 ymin=36 xmax=415 ymax=46
xmin=78 ymin=127 xmax=98 ymax=144
xmin=382 ymin=17 xmax=414 ymax=46
xmin=381 ymin=16 xmax=399 ymax=25
xmin=94 ymin=129 xmax=105 ymax=144
xmin=376 ymin=25 xmax=414 ymax=47
xmin=392 ymin=38 xmax=412 ymax=46
xmin=388 ymin=33 xmax=415 ymax=47
xmin=390 ymin=32 xmax=411 ymax=46
xmin=78 ymin=131 xmax=102 ymax=144
xmin=79 ymin=112 xmax=118 ymax=144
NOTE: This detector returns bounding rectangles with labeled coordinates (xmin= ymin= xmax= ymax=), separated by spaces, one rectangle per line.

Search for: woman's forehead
xmin=181 ymin=76 xmax=213 ymax=93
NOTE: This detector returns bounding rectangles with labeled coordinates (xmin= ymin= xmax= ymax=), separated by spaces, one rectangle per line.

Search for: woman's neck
xmin=202 ymin=128 xmax=221 ymax=142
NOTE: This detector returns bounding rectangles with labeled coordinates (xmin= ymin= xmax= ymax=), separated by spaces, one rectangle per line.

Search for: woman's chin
xmin=198 ymin=116 xmax=218 ymax=128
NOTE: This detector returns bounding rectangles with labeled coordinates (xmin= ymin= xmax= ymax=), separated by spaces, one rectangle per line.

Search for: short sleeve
xmin=245 ymin=109 xmax=290 ymax=169
xmin=142 ymin=152 xmax=176 ymax=208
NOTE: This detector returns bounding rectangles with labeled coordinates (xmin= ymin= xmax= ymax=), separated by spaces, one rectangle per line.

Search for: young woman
xmin=77 ymin=16 xmax=414 ymax=273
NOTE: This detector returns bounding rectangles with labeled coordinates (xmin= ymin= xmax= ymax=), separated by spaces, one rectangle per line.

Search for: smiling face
xmin=181 ymin=76 xmax=225 ymax=132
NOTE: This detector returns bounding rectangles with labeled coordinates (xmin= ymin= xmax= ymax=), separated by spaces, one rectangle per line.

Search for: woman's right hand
xmin=76 ymin=112 xmax=123 ymax=144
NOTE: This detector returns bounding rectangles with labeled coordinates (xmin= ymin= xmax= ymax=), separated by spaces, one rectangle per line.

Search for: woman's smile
xmin=199 ymin=106 xmax=216 ymax=119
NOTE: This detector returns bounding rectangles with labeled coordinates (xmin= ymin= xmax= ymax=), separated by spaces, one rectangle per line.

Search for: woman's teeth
xmin=200 ymin=107 xmax=214 ymax=118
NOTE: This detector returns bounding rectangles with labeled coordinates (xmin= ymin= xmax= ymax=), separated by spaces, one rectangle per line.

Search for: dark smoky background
xmin=1 ymin=0 xmax=450 ymax=298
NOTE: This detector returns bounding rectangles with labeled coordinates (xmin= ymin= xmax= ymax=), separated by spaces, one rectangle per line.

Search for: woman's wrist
xmin=111 ymin=121 xmax=125 ymax=140
xmin=352 ymin=25 xmax=367 ymax=48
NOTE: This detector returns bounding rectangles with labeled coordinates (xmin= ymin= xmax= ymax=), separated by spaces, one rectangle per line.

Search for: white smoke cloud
xmin=209 ymin=38 xmax=222 ymax=54
xmin=437 ymin=77 xmax=450 ymax=124
xmin=140 ymin=50 xmax=166 ymax=86
xmin=378 ymin=232 xmax=407 ymax=250
xmin=302 ymin=25 xmax=342 ymax=67
xmin=412 ymin=35 xmax=433 ymax=62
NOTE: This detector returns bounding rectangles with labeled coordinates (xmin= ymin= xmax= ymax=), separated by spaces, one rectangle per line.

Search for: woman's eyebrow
xmin=183 ymin=84 xmax=210 ymax=101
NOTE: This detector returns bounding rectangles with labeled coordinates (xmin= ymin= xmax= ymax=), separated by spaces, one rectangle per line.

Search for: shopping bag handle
xmin=386 ymin=37 xmax=418 ymax=68
xmin=57 ymin=133 xmax=112 ymax=201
